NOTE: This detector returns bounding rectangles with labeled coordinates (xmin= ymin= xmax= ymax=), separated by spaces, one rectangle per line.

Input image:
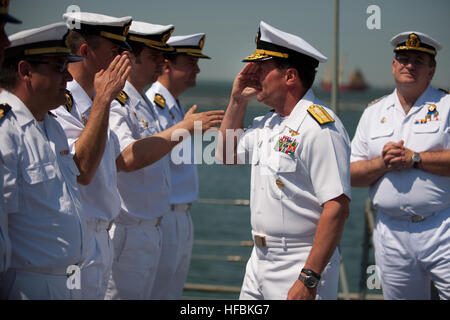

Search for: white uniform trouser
xmin=239 ymin=234 xmax=340 ymax=300
xmin=105 ymin=216 xmax=163 ymax=300
xmin=150 ymin=205 xmax=194 ymax=299
xmin=0 ymin=268 xmax=81 ymax=300
xmin=373 ymin=208 xmax=450 ymax=300
xmin=79 ymin=219 xmax=114 ymax=300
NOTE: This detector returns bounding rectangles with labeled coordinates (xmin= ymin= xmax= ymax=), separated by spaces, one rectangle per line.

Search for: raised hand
xmin=94 ymin=53 xmax=131 ymax=104
xmin=230 ymin=62 xmax=261 ymax=103
xmin=182 ymin=105 xmax=225 ymax=134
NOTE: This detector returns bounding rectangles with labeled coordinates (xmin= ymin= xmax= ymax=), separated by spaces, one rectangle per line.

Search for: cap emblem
xmin=406 ymin=33 xmax=420 ymax=48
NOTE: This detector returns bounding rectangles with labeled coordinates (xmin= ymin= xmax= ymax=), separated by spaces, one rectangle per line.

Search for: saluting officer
xmin=53 ymin=12 xmax=131 ymax=299
xmin=0 ymin=23 xmax=86 ymax=299
xmin=0 ymin=0 xmax=21 ymax=279
xmin=106 ymin=21 xmax=222 ymax=300
xmin=217 ymin=21 xmax=351 ymax=300
xmin=351 ymin=31 xmax=450 ymax=299
xmin=146 ymin=32 xmax=211 ymax=299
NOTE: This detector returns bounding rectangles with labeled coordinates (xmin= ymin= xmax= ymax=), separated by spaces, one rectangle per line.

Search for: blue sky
xmin=6 ymin=0 xmax=450 ymax=88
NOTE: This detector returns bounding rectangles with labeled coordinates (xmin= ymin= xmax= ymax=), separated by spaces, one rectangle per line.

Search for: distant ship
xmin=321 ymin=56 xmax=369 ymax=92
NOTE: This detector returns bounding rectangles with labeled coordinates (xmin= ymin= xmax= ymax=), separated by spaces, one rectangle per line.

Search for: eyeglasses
xmin=27 ymin=59 xmax=70 ymax=73
xmin=395 ymin=55 xmax=427 ymax=67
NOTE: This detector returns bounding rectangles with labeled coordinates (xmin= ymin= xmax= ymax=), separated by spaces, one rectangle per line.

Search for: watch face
xmin=412 ymin=153 xmax=420 ymax=162
xmin=306 ymin=277 xmax=318 ymax=288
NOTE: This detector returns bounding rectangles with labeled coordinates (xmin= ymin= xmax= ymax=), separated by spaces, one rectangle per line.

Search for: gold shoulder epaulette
xmin=0 ymin=103 xmax=11 ymax=121
xmin=367 ymin=95 xmax=387 ymax=107
xmin=154 ymin=93 xmax=165 ymax=109
xmin=65 ymin=90 xmax=74 ymax=113
xmin=115 ymin=91 xmax=129 ymax=106
xmin=307 ymin=104 xmax=334 ymax=125
xmin=439 ymin=88 xmax=449 ymax=94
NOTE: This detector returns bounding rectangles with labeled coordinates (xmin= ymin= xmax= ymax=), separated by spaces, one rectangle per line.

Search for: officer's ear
xmin=78 ymin=42 xmax=89 ymax=58
xmin=285 ymin=68 xmax=298 ymax=86
xmin=17 ymin=60 xmax=33 ymax=81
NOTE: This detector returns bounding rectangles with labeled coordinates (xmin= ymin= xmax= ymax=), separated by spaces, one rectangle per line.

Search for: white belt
xmin=87 ymin=219 xmax=110 ymax=232
xmin=380 ymin=210 xmax=437 ymax=223
xmin=115 ymin=216 xmax=162 ymax=227
xmin=170 ymin=203 xmax=191 ymax=212
xmin=252 ymin=232 xmax=314 ymax=248
xmin=14 ymin=265 xmax=78 ymax=277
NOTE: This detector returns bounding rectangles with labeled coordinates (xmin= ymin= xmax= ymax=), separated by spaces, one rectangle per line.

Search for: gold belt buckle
xmin=254 ymin=235 xmax=267 ymax=248
xmin=411 ymin=215 xmax=425 ymax=223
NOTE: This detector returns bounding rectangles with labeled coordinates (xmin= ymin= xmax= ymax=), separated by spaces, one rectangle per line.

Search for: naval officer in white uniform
xmin=0 ymin=23 xmax=86 ymax=299
xmin=0 ymin=0 xmax=21 ymax=279
xmin=217 ymin=21 xmax=351 ymax=300
xmin=351 ymin=31 xmax=450 ymax=300
xmin=146 ymin=32 xmax=210 ymax=299
xmin=53 ymin=12 xmax=132 ymax=299
xmin=106 ymin=21 xmax=222 ymax=300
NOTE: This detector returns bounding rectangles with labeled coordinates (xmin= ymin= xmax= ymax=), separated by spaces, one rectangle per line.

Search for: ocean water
xmin=179 ymin=81 xmax=393 ymax=299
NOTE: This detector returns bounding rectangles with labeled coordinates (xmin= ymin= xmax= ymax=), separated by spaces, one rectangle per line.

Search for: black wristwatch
xmin=412 ymin=152 xmax=421 ymax=168
xmin=298 ymin=268 xmax=321 ymax=289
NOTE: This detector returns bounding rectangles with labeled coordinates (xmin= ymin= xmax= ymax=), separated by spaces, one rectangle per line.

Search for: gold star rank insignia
xmin=307 ymin=105 xmax=334 ymax=125
xmin=0 ymin=103 xmax=11 ymax=121
xmin=154 ymin=94 xmax=166 ymax=109
xmin=65 ymin=90 xmax=74 ymax=113
xmin=115 ymin=91 xmax=129 ymax=106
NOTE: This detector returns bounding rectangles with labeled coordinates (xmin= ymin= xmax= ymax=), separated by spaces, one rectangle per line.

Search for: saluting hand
xmin=94 ymin=53 xmax=131 ymax=104
xmin=182 ymin=105 xmax=225 ymax=134
xmin=230 ymin=62 xmax=261 ymax=103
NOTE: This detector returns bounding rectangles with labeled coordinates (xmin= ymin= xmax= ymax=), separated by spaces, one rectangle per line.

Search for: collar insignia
xmin=115 ymin=91 xmax=129 ymax=106
xmin=154 ymin=93 xmax=166 ymax=109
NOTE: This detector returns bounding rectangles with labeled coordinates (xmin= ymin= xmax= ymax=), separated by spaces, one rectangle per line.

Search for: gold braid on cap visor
xmin=24 ymin=47 xmax=71 ymax=55
xmin=128 ymin=35 xmax=174 ymax=52
xmin=394 ymin=46 xmax=436 ymax=56
xmin=245 ymin=49 xmax=289 ymax=60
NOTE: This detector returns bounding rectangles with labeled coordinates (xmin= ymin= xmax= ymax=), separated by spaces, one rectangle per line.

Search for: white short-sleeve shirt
xmin=110 ymin=81 xmax=171 ymax=220
xmin=146 ymin=81 xmax=199 ymax=205
xmin=351 ymin=86 xmax=450 ymax=217
xmin=0 ymin=160 xmax=11 ymax=274
xmin=0 ymin=91 xmax=86 ymax=269
xmin=237 ymin=89 xmax=351 ymax=237
xmin=53 ymin=80 xmax=121 ymax=223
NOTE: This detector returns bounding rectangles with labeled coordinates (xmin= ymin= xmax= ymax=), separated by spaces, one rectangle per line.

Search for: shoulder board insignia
xmin=307 ymin=105 xmax=334 ymax=125
xmin=65 ymin=90 xmax=74 ymax=113
xmin=0 ymin=103 xmax=11 ymax=121
xmin=439 ymin=88 xmax=449 ymax=94
xmin=154 ymin=93 xmax=165 ymax=109
xmin=115 ymin=91 xmax=129 ymax=106
xmin=367 ymin=95 xmax=387 ymax=107
xmin=48 ymin=111 xmax=57 ymax=118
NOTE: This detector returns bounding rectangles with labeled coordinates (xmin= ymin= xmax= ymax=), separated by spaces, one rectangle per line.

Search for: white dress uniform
xmin=0 ymin=0 xmax=21 ymax=279
xmin=0 ymin=139 xmax=11 ymax=278
xmin=0 ymin=91 xmax=86 ymax=300
xmin=351 ymin=86 xmax=450 ymax=299
xmin=53 ymin=80 xmax=122 ymax=299
xmin=106 ymin=80 xmax=171 ymax=300
xmin=146 ymin=81 xmax=197 ymax=299
xmin=237 ymin=89 xmax=351 ymax=300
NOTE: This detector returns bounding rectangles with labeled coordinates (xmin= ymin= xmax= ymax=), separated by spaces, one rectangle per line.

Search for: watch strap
xmin=301 ymin=268 xmax=321 ymax=280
